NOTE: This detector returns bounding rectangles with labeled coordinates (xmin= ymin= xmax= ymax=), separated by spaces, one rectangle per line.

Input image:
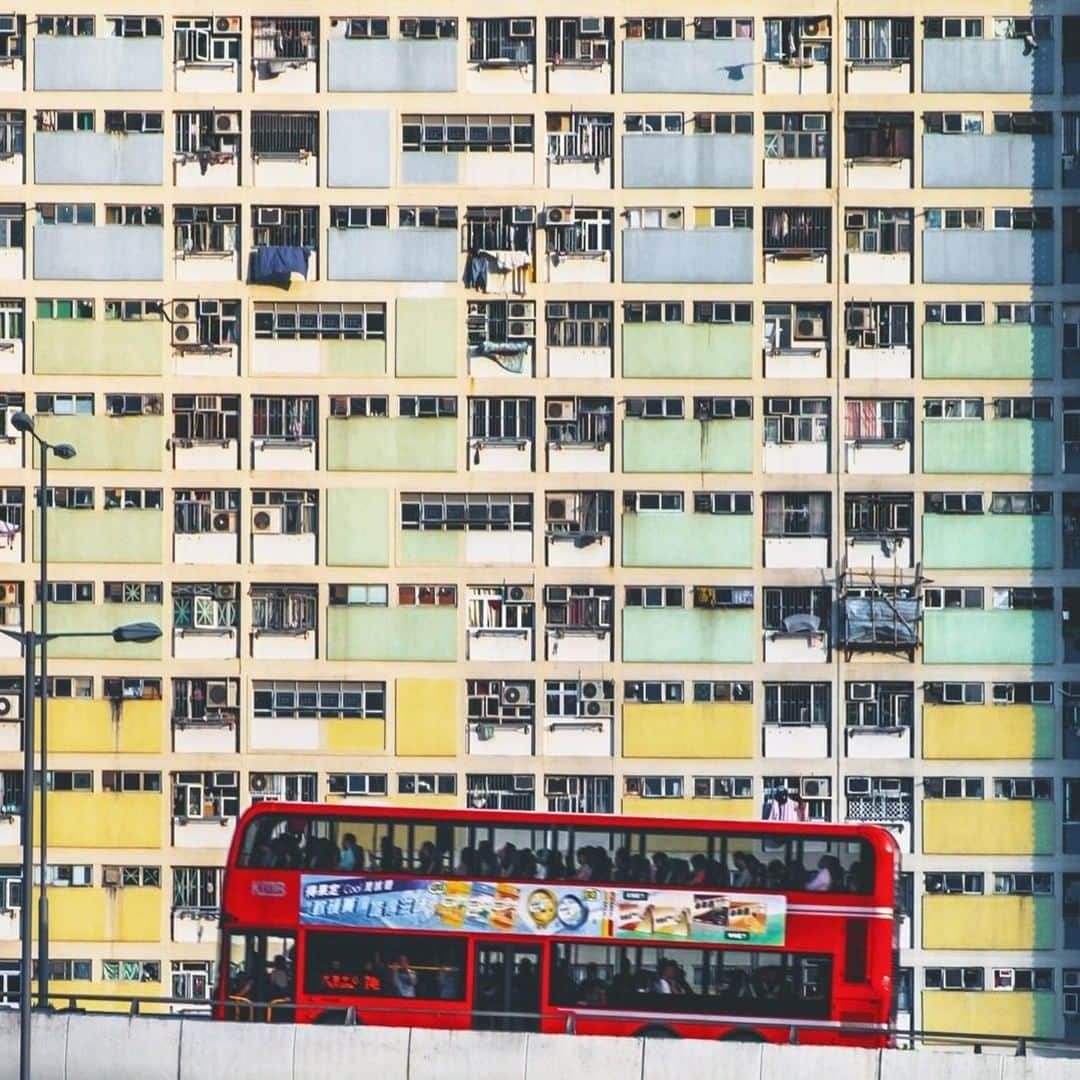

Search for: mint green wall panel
xmin=326 ymin=488 xmax=389 ymax=567
xmin=396 ymin=297 xmax=457 ymax=376
xmin=922 ymin=420 xmax=1054 ymax=475
xmin=922 ymin=515 xmax=1054 ymax=569
xmin=622 ymin=323 xmax=753 ymax=379
xmin=327 ymin=417 xmax=457 ymax=472
xmin=38 ymin=603 xmax=164 ymax=660
xmin=622 ymin=608 xmax=755 ymax=663
xmin=35 ymin=509 xmax=161 ymax=564
xmin=923 ymin=610 xmax=1056 ymax=665
xmin=622 ymin=513 xmax=753 ymax=568
xmin=622 ymin=419 xmax=753 ymax=473
xmin=34 ymin=320 xmax=163 ymax=375
xmin=325 ymin=338 xmax=386 ymax=376
xmin=922 ymin=324 xmax=1054 ymax=380
xmin=327 ymin=607 xmax=457 ymax=661
xmin=400 ymin=530 xmax=461 ymax=566
xmin=34 ymin=416 xmax=163 ymax=471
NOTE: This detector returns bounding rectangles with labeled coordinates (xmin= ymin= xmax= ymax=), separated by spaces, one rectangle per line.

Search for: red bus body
xmin=217 ymin=803 xmax=898 ymax=1046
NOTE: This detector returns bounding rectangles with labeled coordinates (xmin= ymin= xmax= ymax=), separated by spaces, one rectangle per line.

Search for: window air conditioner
xmin=850 ymin=682 xmax=876 ymax=701
xmin=581 ymin=681 xmax=604 ymax=700
xmin=846 ymin=776 xmax=872 ymax=796
xmin=545 ymin=496 xmax=570 ymax=521
xmin=878 ymin=778 xmax=904 ymax=795
xmin=544 ymin=585 xmax=569 ymax=604
xmin=206 ymin=680 xmax=235 ymax=708
xmin=845 ymin=210 xmax=867 ymax=230
xmin=256 ymin=207 xmax=282 ymax=226
xmin=846 ymin=305 xmax=870 ymax=330
xmin=211 ymin=511 xmax=234 ymax=533
xmin=252 ymin=507 xmax=283 ymax=533
xmin=502 ymin=682 xmax=531 ymax=705
xmin=860 ymin=330 xmax=878 ymax=348
xmin=0 ymin=693 xmax=17 ymax=720
xmin=992 ymin=684 xmax=1014 ymax=704
xmin=0 ymin=17 xmax=16 ymax=34
xmin=511 ymin=206 xmax=534 ymax=226
xmin=509 ymin=18 xmax=534 ymax=37
xmin=992 ymin=968 xmax=1015 ymax=991
xmin=579 ymin=16 xmax=603 ymax=35
xmin=212 ymin=206 xmax=236 ymax=224
xmin=547 ymin=302 xmax=569 ymax=319
xmin=795 ymin=317 xmax=825 ymax=339
xmin=545 ymin=777 xmax=569 ymax=796
xmin=513 ymin=775 xmax=534 ymax=791
xmin=546 ymin=399 xmax=576 ymax=421
xmin=102 ymin=866 xmax=122 ymax=888
xmin=801 ymin=778 xmax=828 ymax=798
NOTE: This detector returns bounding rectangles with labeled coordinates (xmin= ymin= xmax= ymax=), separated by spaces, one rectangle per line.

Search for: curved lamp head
xmin=112 ymin=621 xmax=162 ymax=645
xmin=9 ymin=411 xmax=33 ymax=435
xmin=52 ymin=444 xmax=77 ymax=461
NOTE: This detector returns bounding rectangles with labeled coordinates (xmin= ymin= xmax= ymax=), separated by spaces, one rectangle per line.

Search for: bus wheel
xmin=636 ymin=1025 xmax=679 ymax=1039
xmin=719 ymin=1028 xmax=764 ymax=1042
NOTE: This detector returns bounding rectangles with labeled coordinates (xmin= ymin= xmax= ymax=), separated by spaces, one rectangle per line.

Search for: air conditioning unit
xmin=501 ymin=682 xmax=532 ymax=705
xmin=545 ymin=777 xmax=569 ymax=796
xmin=1064 ymin=155 xmax=1077 ymax=170
xmin=878 ymin=778 xmax=904 ymax=795
xmin=546 ymin=399 xmax=576 ymax=421
xmin=1065 ymin=972 xmax=1080 ymax=990
xmin=992 ymin=968 xmax=1015 ymax=991
xmin=508 ymin=321 xmax=532 ymax=339
xmin=212 ymin=206 xmax=237 ymax=224
xmin=252 ymin=506 xmax=283 ymax=533
xmin=802 ymin=17 xmax=829 ymax=37
xmin=250 ymin=773 xmax=269 ymax=793
xmin=850 ymin=683 xmax=876 ymax=701
xmin=214 ymin=113 xmax=240 ymax=135
xmin=511 ymin=206 xmax=534 ymax=226
xmin=0 ymin=583 xmax=17 ymax=605
xmin=547 ymin=302 xmax=569 ymax=320
xmin=795 ymin=317 xmax=825 ymax=339
xmin=846 ymin=305 xmax=870 ymax=330
xmin=581 ymin=681 xmax=603 ymax=700
xmin=801 ymin=778 xmax=828 ymax=798
xmin=546 ymin=496 xmax=571 ymax=522
xmin=172 ymin=300 xmax=193 ymax=321
xmin=0 ymin=694 xmax=17 ymax=720
xmin=579 ymin=16 xmax=603 ymax=35
xmin=198 ymin=300 xmax=219 ymax=317
xmin=845 ymin=210 xmax=867 ymax=230
xmin=215 ymin=16 xmax=241 ymax=33
xmin=507 ymin=585 xmax=529 ymax=602
xmin=0 ymin=17 xmax=16 ymax=34
xmin=509 ymin=18 xmax=533 ymax=37
xmin=545 ymin=207 xmax=572 ymax=225
xmin=211 ymin=511 xmax=234 ymax=533
xmin=514 ymin=775 xmax=535 ymax=791
xmin=206 ymin=680 xmax=236 ymax=708
xmin=256 ymin=207 xmax=282 ymax=226
xmin=102 ymin=866 xmax=122 ymax=888
xmin=803 ymin=113 xmax=827 ymax=132
xmin=846 ymin=776 xmax=872 ymax=796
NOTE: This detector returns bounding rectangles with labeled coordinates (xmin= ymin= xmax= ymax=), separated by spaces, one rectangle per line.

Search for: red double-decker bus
xmin=216 ymin=803 xmax=899 ymax=1044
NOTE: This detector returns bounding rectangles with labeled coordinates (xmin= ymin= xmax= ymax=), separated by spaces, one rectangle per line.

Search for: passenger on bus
xmin=417 ymin=840 xmax=439 ymax=874
xmin=338 ymin=833 xmax=361 ymax=871
xmin=574 ymin=848 xmax=593 ymax=881
xmin=389 ymin=954 xmax=417 ymax=998
xmin=731 ymin=852 xmax=754 ymax=888
xmin=806 ymin=855 xmax=843 ymax=892
xmin=476 ymin=839 xmax=499 ymax=876
xmin=456 ymin=846 xmax=479 ymax=876
xmin=650 ymin=851 xmax=671 ymax=884
xmin=766 ymin=859 xmax=787 ymax=889
xmin=576 ymin=962 xmax=607 ymax=1006
xmin=498 ymin=842 xmax=518 ymax=876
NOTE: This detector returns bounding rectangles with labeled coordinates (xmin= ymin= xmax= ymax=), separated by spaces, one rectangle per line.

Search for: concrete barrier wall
xmin=0 ymin=1014 xmax=1077 ymax=1080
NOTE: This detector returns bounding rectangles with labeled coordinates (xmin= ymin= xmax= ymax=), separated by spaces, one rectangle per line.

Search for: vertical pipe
xmin=37 ymin=448 xmax=48 ymax=1009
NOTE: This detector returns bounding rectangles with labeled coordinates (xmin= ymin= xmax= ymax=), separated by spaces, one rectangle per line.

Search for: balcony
xmin=35 ymin=35 xmax=163 ymax=91
xmin=622 ymin=702 xmax=753 ymax=758
xmin=922 ymin=418 xmax=1054 ymax=475
xmin=34 ymin=791 xmax=162 ymax=848
xmin=33 ymin=508 xmax=161 ymax=565
xmin=38 ymin=603 xmax=163 ymax=661
xmin=922 ymin=229 xmax=1054 ymax=286
xmin=622 ymin=323 xmax=752 ymax=379
xmin=922 ymin=38 xmax=1052 ymax=94
xmin=328 ymin=38 xmax=457 ymax=92
xmin=35 ymin=132 xmax=164 ymax=186
xmin=923 ymin=799 xmax=1055 ymax=855
xmin=923 ymin=323 xmax=1053 ymax=380
xmin=396 ymin=678 xmax=457 ymax=756
xmin=622 ymin=229 xmax=754 ymax=284
xmin=31 ymin=886 xmax=160 ymax=943
xmin=622 ymin=419 xmax=753 ymax=473
xmin=35 ymin=414 xmax=163 ymax=471
xmin=922 ymin=515 xmax=1055 ymax=570
xmin=622 ymin=39 xmax=754 ymax=94
xmin=33 ymin=319 xmax=163 ymax=376
xmin=923 ymin=610 xmax=1055 ymax=665
xmin=923 ymin=703 xmax=1054 ymax=759
xmin=327 ymin=418 xmax=457 ymax=472
xmin=622 ymin=134 xmax=753 ymax=189
xmin=621 ymin=608 xmax=754 ymax=664
xmin=326 ymin=111 xmax=391 ymax=188
xmin=34 ymin=225 xmax=163 ymax=282
xmin=923 ymin=134 xmax=1054 ymax=190
xmin=622 ymin=514 xmax=753 ymax=568
xmin=326 ymin=607 xmax=457 ymax=663
xmin=327 ymin=229 xmax=458 ymax=282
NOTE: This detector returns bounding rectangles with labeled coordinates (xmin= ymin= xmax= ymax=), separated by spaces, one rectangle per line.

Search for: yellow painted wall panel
xmin=923 ymin=800 xmax=1055 ymax=856
xmin=324 ymin=717 xmax=385 ymax=753
xmin=395 ymin=679 xmax=458 ymax=757
xmin=621 ymin=796 xmax=756 ymax=821
xmin=922 ymin=704 xmax=1054 ymax=760
xmin=388 ymin=795 xmax=459 ymax=811
xmin=42 ymin=979 xmax=168 ymax=1014
xmin=922 ymin=991 xmax=1055 ymax=1038
xmin=34 ymin=887 xmax=106 ymax=941
xmin=115 ymin=889 xmax=162 ymax=943
xmin=622 ymin=703 xmax=754 ymax=758
xmin=37 ymin=699 xmax=163 ymax=755
xmin=922 ymin=895 xmax=1054 ymax=950
xmin=41 ymin=792 xmax=162 ymax=849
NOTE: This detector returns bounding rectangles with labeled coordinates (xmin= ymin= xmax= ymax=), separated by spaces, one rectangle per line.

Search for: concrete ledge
xmin=67 ymin=1014 xmax=178 ymax=1080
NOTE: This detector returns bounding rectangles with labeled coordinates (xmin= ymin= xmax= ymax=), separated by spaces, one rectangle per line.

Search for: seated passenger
xmin=805 ymin=854 xmax=841 ymax=892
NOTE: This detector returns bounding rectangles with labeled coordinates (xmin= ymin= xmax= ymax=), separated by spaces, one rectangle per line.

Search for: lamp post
xmin=3 ymin=622 xmax=161 ymax=1080
xmin=10 ymin=410 xmax=74 ymax=1022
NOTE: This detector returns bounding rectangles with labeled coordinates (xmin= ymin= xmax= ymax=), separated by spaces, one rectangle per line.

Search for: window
xmin=624 ymin=113 xmax=683 ymax=135
xmin=467 ymin=680 xmax=535 ymax=725
xmin=173 ymin=489 xmax=239 ymax=535
xmin=991 ymin=587 xmax=1053 ymax=611
xmin=103 ymin=960 xmax=160 ymax=983
xmin=923 ymin=17 xmax=983 ymax=39
xmin=624 ymin=680 xmax=683 ymax=704
xmin=625 ymin=491 xmax=682 ymax=513
xmin=694 ymin=491 xmax=753 ymax=515
xmin=546 ymin=496 xmax=613 ymax=539
xmin=991 ymin=682 xmax=1053 ymax=705
xmin=33 ymin=864 xmax=91 ymax=887
xmin=250 ymin=489 xmax=317 ymax=536
xmin=172 ymin=583 xmax=236 ymax=632
xmin=763 ymin=587 xmax=829 ymax=632
xmin=546 ymin=301 xmax=611 ymax=348
xmin=545 ymin=207 xmax=613 ymax=256
xmin=993 ymin=112 xmax=1053 ymax=135
xmin=625 ymin=396 xmax=683 ymax=418
xmin=252 ymin=16 xmax=317 ymax=61
xmin=397 ymin=584 xmax=457 ymax=607
xmin=845 ymin=209 xmax=912 ymax=254
xmin=693 ymin=17 xmax=753 ymax=40
xmin=41 ymin=487 xmax=93 ymax=510
xmin=625 ymin=18 xmax=684 ymax=40
xmin=992 ymin=207 xmax=1053 ymax=231
xmin=692 ymin=585 xmax=754 ymax=609
xmin=174 ymin=16 xmax=241 ymax=64
xmin=397 ymin=774 xmax=456 ymax=796
xmin=35 ymin=296 xmax=93 ymax=322
xmin=692 ymin=681 xmax=752 ymax=703
xmin=764 ymin=207 xmax=830 ymax=251
xmin=544 ymin=585 xmax=613 ymax=631
xmin=925 ymin=967 xmax=984 ymax=991
xmin=926 ymin=302 xmax=983 ymax=325
xmin=253 ymin=681 xmax=385 ymax=720
xmin=173 ymin=396 xmax=239 ymax=444
xmin=35 ymin=109 xmax=94 ymax=133
xmin=399 ymin=395 xmax=457 ymax=419
xmin=844 ymin=682 xmax=913 ymax=729
xmin=993 ymin=397 xmax=1053 ymax=420
xmin=467 ymin=299 xmax=535 ymax=348
xmin=991 ymin=16 xmax=1051 ymax=40
xmin=991 ymin=492 xmax=1052 ymax=515
xmin=845 ymin=493 xmax=913 ymax=537
xmin=845 ymin=399 xmax=912 ymax=442
xmin=764 ymin=683 xmax=830 ymax=726
xmin=624 ymin=775 xmax=684 ymax=799
xmin=103 ymin=866 xmax=159 ymax=887
xmin=251 ymin=204 xmax=318 ymax=250
xmin=924 ymin=111 xmax=983 ymax=135
xmin=692 ymin=112 xmax=753 ymax=135
xmin=764 ymin=398 xmax=829 ymax=445
xmin=925 ymin=682 xmax=984 ymax=705
xmin=623 ymin=301 xmax=683 ymax=324
xmin=693 ymin=301 xmax=752 ymax=324
xmin=924 ymin=777 xmax=984 ymax=799
xmin=172 ymin=771 xmax=239 ymax=819
xmin=103 ymin=204 xmax=162 ymax=227
xmin=327 ymin=773 xmax=387 ymax=797
xmin=250 ymin=585 xmax=317 ymax=634
xmin=401 ymin=492 xmax=532 ymax=532
xmin=103 ymin=487 xmax=161 ymax=511
xmin=924 ymin=492 xmax=984 ymax=514
xmin=844 ymin=113 xmax=914 ymax=161
xmin=468 ymin=17 xmax=535 ymax=64
xmin=329 ymin=396 xmax=388 ymax=418
xmin=38 ymin=14 xmax=95 ymax=36
xmin=402 ymin=114 xmax=533 ymax=153
xmin=692 ymin=397 xmax=752 ymax=420
xmin=102 ymin=677 xmax=161 ymax=700
xmin=924 ymin=398 xmax=984 ymax=419
xmin=845 ymin=17 xmax=912 ymax=60
xmin=923 ymin=587 xmax=983 ymax=609
xmin=546 ymin=17 xmax=611 ymax=63
xmin=763 ymin=492 xmax=829 ymax=537
xmin=252 ymin=396 xmax=316 ymax=441
xmin=924 ymin=872 xmax=984 ymax=894
xmin=763 ymin=113 xmax=829 ymax=159
xmin=995 ymin=302 xmax=1053 ymax=325
xmin=544 ymin=680 xmax=613 ymax=722
xmin=546 ymin=112 xmax=613 ymax=162
xmin=463 ymin=205 xmax=534 ymax=254
xmin=172 ymin=678 xmax=239 ymax=726
xmin=399 ymin=16 xmax=457 ymax=39
xmin=398 ymin=205 xmax=458 ymax=229
xmin=328 ymin=584 xmax=387 ymax=607
xmin=33 ymin=959 xmax=91 ymax=981
xmin=994 ymin=777 xmax=1053 ymax=801
xmin=624 ymin=586 xmax=684 ymax=609
xmin=101 ymin=771 xmax=161 ymax=793
xmin=0 ymin=300 xmax=22 ymax=344
xmin=924 ymin=208 xmax=983 ymax=230
xmin=37 ymin=581 xmax=93 ymax=604
xmin=994 ymin=872 xmax=1053 ymax=896
xmin=700 ymin=206 xmax=753 ymax=229
xmin=39 ymin=771 xmax=92 ymax=792
xmin=468 ymin=397 xmax=534 ymax=445
xmin=763 ymin=17 xmax=833 ymax=63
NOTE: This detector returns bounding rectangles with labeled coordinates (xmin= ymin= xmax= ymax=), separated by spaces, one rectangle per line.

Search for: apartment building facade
xmin=0 ymin=2 xmax=1074 ymax=1038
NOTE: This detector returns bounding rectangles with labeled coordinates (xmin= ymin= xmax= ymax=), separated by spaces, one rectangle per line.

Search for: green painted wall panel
xmin=622 ymin=608 xmax=755 ymax=663
xmin=622 ymin=514 xmax=753 ymax=568
xmin=325 ymin=338 xmax=386 ymax=376
xmin=327 ymin=607 xmax=457 ymax=661
xmin=37 ymin=603 xmax=164 ymax=660
xmin=922 ymin=324 xmax=1054 ymax=380
xmin=327 ymin=417 xmax=457 ymax=472
xmin=923 ymin=610 xmax=1056 ymax=665
xmin=399 ymin=530 xmax=462 ymax=566
xmin=396 ymin=297 xmax=457 ymax=376
xmin=33 ymin=416 xmax=163 ymax=471
xmin=622 ymin=323 xmax=753 ymax=379
xmin=326 ymin=488 xmax=389 ymax=567
xmin=622 ymin=419 xmax=753 ymax=474
xmin=34 ymin=509 xmax=161 ymax=564
xmin=922 ymin=420 xmax=1054 ymax=475
xmin=33 ymin=320 xmax=163 ymax=376
xmin=922 ymin=515 xmax=1055 ymax=570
